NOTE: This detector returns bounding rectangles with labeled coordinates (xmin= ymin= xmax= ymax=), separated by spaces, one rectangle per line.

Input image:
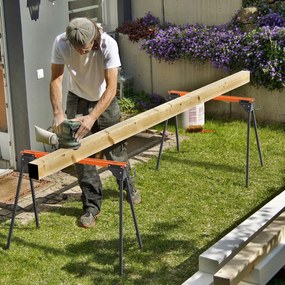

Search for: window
xmin=68 ymin=0 xmax=118 ymax=32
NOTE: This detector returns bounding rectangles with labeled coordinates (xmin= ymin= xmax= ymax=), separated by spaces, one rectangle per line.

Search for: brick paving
xmin=0 ymin=130 xmax=182 ymax=225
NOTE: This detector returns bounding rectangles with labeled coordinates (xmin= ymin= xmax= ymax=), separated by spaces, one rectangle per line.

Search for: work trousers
xmin=66 ymin=91 xmax=134 ymax=216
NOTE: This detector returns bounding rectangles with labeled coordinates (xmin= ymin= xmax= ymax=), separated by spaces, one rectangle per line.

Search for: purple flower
xmin=117 ymin=10 xmax=285 ymax=91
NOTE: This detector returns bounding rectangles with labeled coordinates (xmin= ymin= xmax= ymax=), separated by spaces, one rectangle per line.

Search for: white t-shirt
xmin=51 ymin=32 xmax=121 ymax=101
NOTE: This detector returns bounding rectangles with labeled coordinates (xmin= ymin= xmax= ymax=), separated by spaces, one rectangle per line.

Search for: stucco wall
xmin=19 ymin=0 xmax=69 ymax=151
xmin=131 ymin=0 xmax=242 ymax=25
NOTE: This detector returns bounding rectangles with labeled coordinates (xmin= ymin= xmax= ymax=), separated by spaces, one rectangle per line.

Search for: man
xmin=50 ymin=17 xmax=141 ymax=228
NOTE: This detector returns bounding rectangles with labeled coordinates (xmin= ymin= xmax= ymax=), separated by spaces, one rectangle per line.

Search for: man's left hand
xmin=73 ymin=115 xmax=96 ymax=140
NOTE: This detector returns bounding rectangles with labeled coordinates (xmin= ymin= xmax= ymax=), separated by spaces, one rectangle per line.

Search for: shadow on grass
xmin=61 ymin=219 xmax=200 ymax=284
xmin=159 ymin=153 xmax=243 ymax=173
xmin=2 ymin=184 xmax=285 ymax=284
xmin=0 ymin=219 xmax=200 ymax=284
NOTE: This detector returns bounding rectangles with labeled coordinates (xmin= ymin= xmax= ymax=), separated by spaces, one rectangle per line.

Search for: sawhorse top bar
xmin=157 ymin=90 xmax=263 ymax=187
xmin=169 ymin=90 xmax=255 ymax=103
xmin=6 ymin=149 xmax=142 ymax=276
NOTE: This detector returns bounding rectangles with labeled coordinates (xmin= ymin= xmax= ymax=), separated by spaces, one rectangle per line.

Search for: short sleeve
xmin=102 ymin=35 xmax=121 ymax=69
xmin=51 ymin=36 xmax=65 ymax=64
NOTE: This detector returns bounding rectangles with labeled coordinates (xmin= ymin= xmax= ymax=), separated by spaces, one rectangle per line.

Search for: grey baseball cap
xmin=66 ymin=17 xmax=96 ymax=47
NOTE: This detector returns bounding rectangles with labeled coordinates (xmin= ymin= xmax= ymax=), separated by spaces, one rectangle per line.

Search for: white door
xmin=0 ymin=0 xmax=15 ymax=170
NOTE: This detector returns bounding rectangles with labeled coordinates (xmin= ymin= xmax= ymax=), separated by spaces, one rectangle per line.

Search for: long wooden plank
xmin=199 ymin=190 xmax=285 ymax=274
xmin=213 ymin=211 xmax=285 ymax=285
xmin=28 ymin=71 xmax=250 ymax=180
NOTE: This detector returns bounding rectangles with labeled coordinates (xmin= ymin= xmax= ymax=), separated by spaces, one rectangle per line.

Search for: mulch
xmin=0 ymin=171 xmax=50 ymax=204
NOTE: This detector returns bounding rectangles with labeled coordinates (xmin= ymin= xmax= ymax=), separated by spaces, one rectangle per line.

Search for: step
xmin=213 ymin=211 xmax=285 ymax=285
xmin=199 ymin=190 xmax=285 ymax=274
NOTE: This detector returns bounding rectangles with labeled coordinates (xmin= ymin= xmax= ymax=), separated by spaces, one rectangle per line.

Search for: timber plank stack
xmin=182 ymin=190 xmax=285 ymax=285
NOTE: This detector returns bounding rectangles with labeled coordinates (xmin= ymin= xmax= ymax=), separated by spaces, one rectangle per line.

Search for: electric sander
xmin=56 ymin=120 xmax=81 ymax=149
xmin=35 ymin=119 xmax=81 ymax=150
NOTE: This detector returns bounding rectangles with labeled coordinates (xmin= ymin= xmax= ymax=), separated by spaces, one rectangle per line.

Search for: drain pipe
xmin=162 ymin=0 xmax=166 ymax=24
xmin=150 ymin=0 xmax=165 ymax=95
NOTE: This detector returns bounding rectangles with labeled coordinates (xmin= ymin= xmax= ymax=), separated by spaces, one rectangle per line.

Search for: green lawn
xmin=0 ymin=119 xmax=285 ymax=285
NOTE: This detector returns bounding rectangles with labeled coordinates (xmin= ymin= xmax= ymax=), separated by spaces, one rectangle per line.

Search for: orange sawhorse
xmin=6 ymin=149 xmax=142 ymax=276
xmin=157 ymin=90 xmax=263 ymax=187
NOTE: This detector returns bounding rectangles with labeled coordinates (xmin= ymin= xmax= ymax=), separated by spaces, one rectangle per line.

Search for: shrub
xmin=258 ymin=12 xmax=285 ymax=26
xmin=117 ymin=8 xmax=285 ymax=91
xmin=240 ymin=26 xmax=285 ymax=89
xmin=116 ymin=12 xmax=159 ymax=42
xmin=118 ymin=91 xmax=165 ymax=114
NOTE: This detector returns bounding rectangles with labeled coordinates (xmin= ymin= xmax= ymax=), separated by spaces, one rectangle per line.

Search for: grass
xmin=0 ymin=118 xmax=285 ymax=285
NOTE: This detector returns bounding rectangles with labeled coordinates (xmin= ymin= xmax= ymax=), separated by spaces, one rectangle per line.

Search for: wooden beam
xmin=28 ymin=70 xmax=250 ymax=180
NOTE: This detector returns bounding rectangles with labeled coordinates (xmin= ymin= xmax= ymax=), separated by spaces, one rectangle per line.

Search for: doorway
xmin=0 ymin=1 xmax=13 ymax=171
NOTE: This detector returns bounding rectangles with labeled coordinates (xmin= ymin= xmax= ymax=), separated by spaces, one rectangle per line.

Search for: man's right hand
xmin=52 ymin=113 xmax=65 ymax=135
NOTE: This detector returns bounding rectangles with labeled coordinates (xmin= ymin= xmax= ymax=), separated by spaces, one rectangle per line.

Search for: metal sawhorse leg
xmin=6 ymin=153 xmax=40 ymax=250
xmin=156 ymin=116 xmax=180 ymax=170
xmin=239 ymin=100 xmax=263 ymax=187
xmin=5 ymin=150 xmax=142 ymax=276
xmin=108 ymin=164 xmax=142 ymax=275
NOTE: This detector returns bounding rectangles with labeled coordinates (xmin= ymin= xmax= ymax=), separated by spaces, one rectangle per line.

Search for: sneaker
xmin=126 ymin=188 xmax=141 ymax=204
xmin=79 ymin=212 xmax=97 ymax=228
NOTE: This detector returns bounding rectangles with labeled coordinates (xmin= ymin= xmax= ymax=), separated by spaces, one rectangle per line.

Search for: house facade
xmin=0 ymin=0 xmax=131 ymax=170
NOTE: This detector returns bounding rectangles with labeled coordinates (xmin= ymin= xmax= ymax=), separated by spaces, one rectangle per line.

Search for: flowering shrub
xmin=243 ymin=0 xmax=285 ymax=16
xmin=141 ymin=24 xmax=211 ymax=63
xmin=258 ymin=12 xmax=285 ymax=26
xmin=117 ymin=9 xmax=285 ymax=91
xmin=116 ymin=12 xmax=159 ymax=42
xmin=240 ymin=26 xmax=285 ymax=89
xmin=141 ymin=23 xmax=246 ymax=71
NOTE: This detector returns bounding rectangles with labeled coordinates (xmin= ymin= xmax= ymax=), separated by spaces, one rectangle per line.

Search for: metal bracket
xmin=239 ymin=100 xmax=254 ymax=113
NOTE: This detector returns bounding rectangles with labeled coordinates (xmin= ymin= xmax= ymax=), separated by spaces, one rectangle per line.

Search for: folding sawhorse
xmin=156 ymin=91 xmax=264 ymax=187
xmin=6 ymin=150 xmax=142 ymax=276
xmin=212 ymin=95 xmax=264 ymax=187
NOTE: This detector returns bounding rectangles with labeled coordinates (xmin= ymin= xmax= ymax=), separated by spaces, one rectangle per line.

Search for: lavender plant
xmin=258 ymin=12 xmax=285 ymax=26
xmin=117 ymin=9 xmax=285 ymax=91
xmin=240 ymin=26 xmax=285 ymax=89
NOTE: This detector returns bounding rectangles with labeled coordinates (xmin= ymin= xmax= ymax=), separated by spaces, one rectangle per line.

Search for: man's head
xmin=66 ymin=18 xmax=96 ymax=49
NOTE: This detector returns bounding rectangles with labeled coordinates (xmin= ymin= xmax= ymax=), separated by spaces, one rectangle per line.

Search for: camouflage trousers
xmin=66 ymin=91 xmax=134 ymax=216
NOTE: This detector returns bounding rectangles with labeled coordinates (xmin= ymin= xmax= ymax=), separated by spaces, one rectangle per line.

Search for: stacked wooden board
xmin=182 ymin=190 xmax=285 ymax=285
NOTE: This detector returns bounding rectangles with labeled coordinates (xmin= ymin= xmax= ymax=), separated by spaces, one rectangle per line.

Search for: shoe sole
xmin=79 ymin=213 xmax=99 ymax=228
xmin=80 ymin=220 xmax=96 ymax=228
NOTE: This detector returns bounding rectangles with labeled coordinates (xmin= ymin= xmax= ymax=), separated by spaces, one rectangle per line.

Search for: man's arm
xmin=75 ymin=67 xmax=118 ymax=140
xmin=50 ymin=63 xmax=65 ymax=129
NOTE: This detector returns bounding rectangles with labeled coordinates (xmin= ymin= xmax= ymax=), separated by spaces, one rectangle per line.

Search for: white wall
xmin=19 ymin=0 xmax=69 ymax=151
